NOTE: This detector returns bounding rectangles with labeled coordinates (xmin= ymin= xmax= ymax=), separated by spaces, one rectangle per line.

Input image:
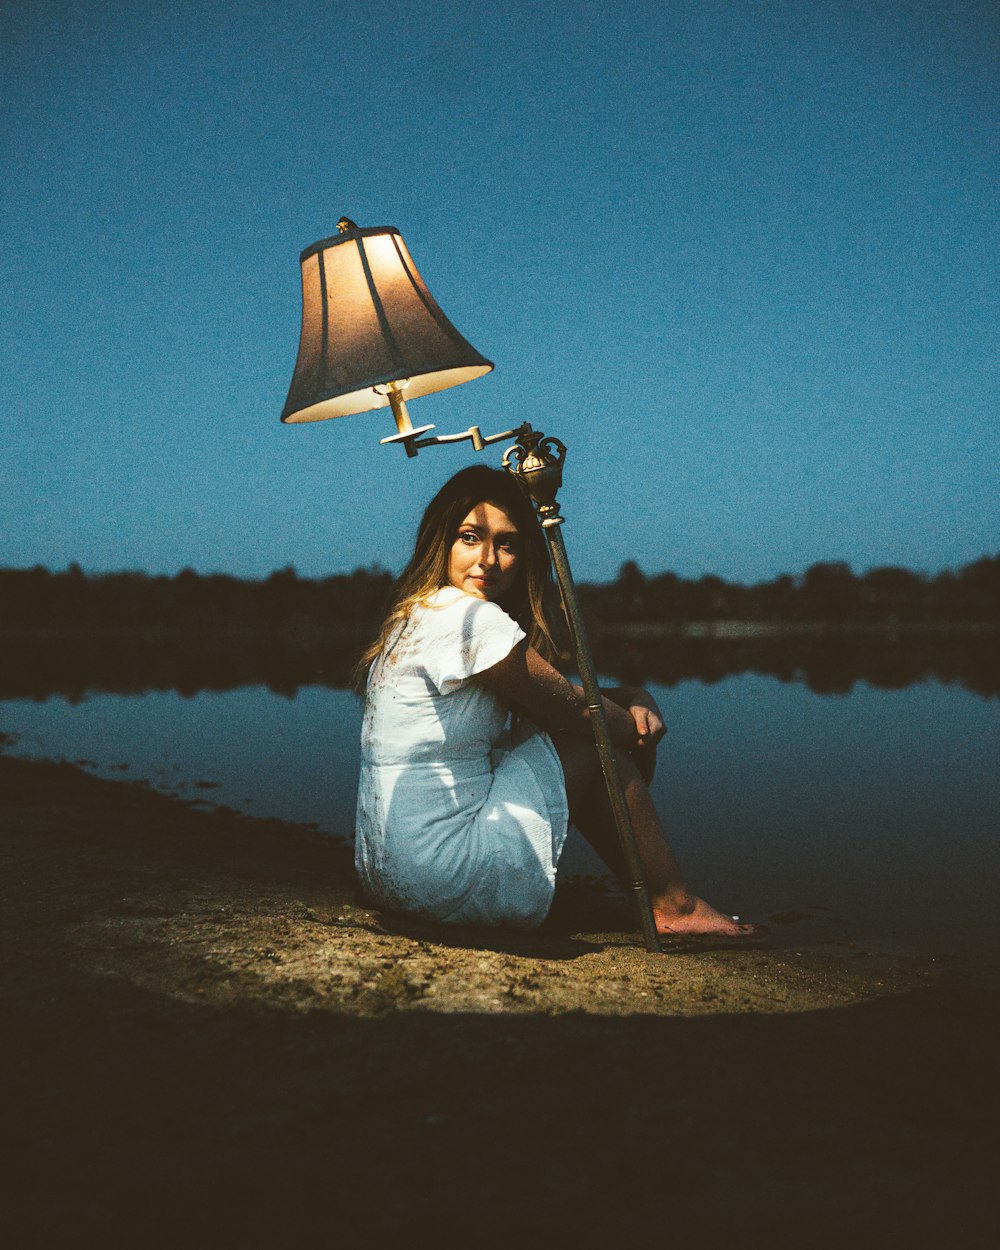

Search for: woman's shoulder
xmin=368 ymin=587 xmax=525 ymax=695
xmin=410 ymin=589 xmax=525 ymax=691
xmin=417 ymin=586 xmax=519 ymax=630
xmin=422 ymin=585 xmax=468 ymax=609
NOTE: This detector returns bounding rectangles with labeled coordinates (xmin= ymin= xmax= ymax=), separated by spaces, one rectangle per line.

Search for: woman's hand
xmin=626 ymin=688 xmax=665 ymax=785
xmin=627 ymin=687 xmax=666 ymax=748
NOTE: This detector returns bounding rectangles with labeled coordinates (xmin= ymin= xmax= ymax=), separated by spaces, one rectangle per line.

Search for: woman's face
xmin=447 ymin=502 xmax=521 ymax=603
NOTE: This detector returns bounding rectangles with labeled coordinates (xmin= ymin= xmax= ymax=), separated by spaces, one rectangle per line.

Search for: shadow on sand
xmin=2 ymin=753 xmax=996 ymax=1243
xmin=5 ymin=954 xmax=996 ymax=1243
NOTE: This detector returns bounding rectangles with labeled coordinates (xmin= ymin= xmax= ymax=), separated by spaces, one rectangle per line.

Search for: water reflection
xmin=0 ymin=632 xmax=361 ymax=701
xmin=589 ymin=629 xmax=1000 ymax=699
xmin=2 ymin=629 xmax=997 ymax=701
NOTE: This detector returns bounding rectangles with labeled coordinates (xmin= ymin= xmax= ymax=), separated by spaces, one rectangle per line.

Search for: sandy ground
xmin=2 ymin=751 xmax=998 ymax=1246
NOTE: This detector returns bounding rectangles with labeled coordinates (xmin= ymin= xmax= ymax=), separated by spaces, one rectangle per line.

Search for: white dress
xmin=354 ymin=586 xmax=570 ymax=929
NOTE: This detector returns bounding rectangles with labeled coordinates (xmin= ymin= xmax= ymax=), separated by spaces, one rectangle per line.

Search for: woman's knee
xmin=553 ymin=733 xmax=646 ymax=806
xmin=622 ymin=743 xmax=663 ymax=784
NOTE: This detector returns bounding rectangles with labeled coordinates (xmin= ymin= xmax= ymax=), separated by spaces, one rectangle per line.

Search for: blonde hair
xmin=353 ymin=465 xmax=565 ymax=690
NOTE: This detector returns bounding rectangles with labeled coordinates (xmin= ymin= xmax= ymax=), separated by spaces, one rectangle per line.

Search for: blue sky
xmin=2 ymin=0 xmax=997 ymax=583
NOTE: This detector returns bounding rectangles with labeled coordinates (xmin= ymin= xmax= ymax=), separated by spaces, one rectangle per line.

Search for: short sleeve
xmin=419 ymin=591 xmax=526 ymax=695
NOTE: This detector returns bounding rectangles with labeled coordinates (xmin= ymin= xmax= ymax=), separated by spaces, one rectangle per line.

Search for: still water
xmin=3 ymin=675 xmax=998 ymax=980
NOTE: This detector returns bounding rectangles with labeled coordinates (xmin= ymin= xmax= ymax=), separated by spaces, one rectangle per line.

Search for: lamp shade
xmin=281 ymin=221 xmax=494 ymax=424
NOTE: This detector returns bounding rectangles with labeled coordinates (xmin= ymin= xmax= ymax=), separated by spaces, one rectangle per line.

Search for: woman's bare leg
xmin=552 ymin=733 xmax=758 ymax=937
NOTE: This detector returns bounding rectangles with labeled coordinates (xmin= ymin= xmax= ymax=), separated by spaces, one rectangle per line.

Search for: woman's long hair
xmin=353 ymin=465 xmax=566 ymax=690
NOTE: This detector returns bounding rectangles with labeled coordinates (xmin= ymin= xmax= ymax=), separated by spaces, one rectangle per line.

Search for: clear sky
xmin=2 ymin=0 xmax=997 ymax=584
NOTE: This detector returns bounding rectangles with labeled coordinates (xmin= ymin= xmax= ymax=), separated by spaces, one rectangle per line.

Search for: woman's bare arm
xmin=476 ymin=640 xmax=640 ymax=749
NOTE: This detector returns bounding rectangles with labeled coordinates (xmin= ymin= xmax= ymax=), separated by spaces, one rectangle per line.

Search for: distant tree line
xmin=1 ymin=558 xmax=997 ymax=701
xmin=0 ymin=564 xmax=394 ymax=632
xmin=580 ymin=556 xmax=1000 ymax=626
xmin=1 ymin=555 xmax=997 ymax=631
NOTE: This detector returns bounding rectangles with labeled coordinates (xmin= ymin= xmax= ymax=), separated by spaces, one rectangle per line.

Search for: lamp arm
xmin=381 ymin=421 xmax=532 ymax=457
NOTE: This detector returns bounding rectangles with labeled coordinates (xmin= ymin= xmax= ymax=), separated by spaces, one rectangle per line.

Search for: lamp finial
xmin=336 ymin=216 xmax=358 ymax=234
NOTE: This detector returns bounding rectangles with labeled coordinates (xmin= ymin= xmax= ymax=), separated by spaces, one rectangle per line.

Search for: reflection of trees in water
xmin=2 ymin=628 xmax=997 ymax=702
xmin=589 ymin=630 xmax=1000 ymax=699
xmin=1 ymin=560 xmax=997 ymax=700
xmin=0 ymin=631 xmax=363 ymax=702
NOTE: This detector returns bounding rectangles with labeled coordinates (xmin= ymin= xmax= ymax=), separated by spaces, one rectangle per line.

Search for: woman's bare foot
xmin=653 ymin=895 xmax=762 ymax=938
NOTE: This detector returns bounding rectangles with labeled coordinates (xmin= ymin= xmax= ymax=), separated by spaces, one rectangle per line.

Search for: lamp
xmin=281 ymin=218 xmax=495 ymax=453
xmin=281 ymin=219 xmax=661 ymax=953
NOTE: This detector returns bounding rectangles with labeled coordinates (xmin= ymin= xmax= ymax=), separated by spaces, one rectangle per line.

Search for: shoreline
xmin=0 ymin=748 xmax=974 ymax=1010
xmin=3 ymin=752 xmax=998 ymax=1239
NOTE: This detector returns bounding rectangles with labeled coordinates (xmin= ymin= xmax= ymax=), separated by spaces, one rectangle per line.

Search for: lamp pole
xmin=281 ymin=219 xmax=662 ymax=953
xmin=502 ymin=426 xmax=661 ymax=953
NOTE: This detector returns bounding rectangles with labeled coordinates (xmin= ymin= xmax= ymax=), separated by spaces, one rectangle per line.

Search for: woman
xmin=355 ymin=465 xmax=760 ymax=939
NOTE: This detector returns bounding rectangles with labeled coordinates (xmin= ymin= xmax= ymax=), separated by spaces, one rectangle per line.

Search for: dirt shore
xmin=2 ymin=752 xmax=997 ymax=1245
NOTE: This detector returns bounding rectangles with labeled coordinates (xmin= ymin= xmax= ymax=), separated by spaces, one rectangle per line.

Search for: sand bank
xmin=2 ymin=753 xmax=996 ymax=1244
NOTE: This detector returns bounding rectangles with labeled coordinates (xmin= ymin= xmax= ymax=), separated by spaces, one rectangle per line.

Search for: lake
xmin=2 ymin=672 xmax=997 ymax=981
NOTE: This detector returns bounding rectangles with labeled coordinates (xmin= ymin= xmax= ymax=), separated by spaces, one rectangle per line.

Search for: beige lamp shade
xmin=280 ymin=220 xmax=494 ymax=424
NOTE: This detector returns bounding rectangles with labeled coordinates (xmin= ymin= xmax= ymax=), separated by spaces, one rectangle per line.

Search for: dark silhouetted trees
xmin=578 ymin=555 xmax=999 ymax=627
xmin=1 ymin=557 xmax=997 ymax=634
xmin=0 ymin=558 xmax=996 ymax=700
xmin=0 ymin=565 xmax=394 ymax=632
